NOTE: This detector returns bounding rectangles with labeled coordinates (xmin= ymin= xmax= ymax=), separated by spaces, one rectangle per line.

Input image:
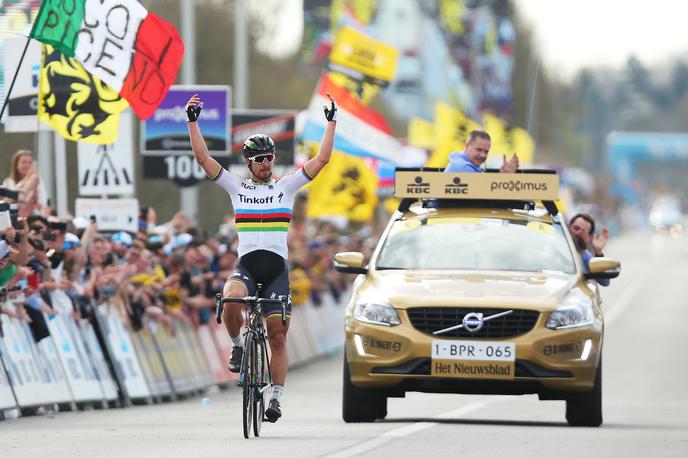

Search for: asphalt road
xmin=1 ymin=230 xmax=687 ymax=457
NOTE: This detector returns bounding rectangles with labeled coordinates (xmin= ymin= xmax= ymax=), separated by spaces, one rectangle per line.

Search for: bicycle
xmin=215 ymin=284 xmax=287 ymax=439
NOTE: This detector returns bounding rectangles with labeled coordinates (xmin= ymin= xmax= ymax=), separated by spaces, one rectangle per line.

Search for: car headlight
xmin=354 ymin=301 xmax=401 ymax=326
xmin=545 ymin=289 xmax=594 ymax=329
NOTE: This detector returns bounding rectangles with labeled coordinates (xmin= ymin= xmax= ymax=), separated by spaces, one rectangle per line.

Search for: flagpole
xmin=0 ymin=35 xmax=32 ymax=122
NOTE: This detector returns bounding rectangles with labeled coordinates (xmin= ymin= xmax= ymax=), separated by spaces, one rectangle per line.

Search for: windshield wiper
xmin=375 ymin=266 xmax=405 ymax=270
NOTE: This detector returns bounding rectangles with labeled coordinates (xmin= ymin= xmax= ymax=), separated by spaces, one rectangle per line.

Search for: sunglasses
xmin=248 ymin=153 xmax=275 ymax=164
xmin=62 ymin=241 xmax=81 ymax=250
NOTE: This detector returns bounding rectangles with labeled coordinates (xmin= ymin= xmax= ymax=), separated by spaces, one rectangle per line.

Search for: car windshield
xmin=375 ymin=216 xmax=576 ymax=273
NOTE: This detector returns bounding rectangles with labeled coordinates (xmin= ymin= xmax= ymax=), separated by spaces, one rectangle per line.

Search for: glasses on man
xmin=248 ymin=153 xmax=275 ymax=164
xmin=62 ymin=241 xmax=81 ymax=250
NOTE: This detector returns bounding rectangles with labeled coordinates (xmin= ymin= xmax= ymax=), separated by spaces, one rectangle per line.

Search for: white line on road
xmin=323 ymin=399 xmax=503 ymax=458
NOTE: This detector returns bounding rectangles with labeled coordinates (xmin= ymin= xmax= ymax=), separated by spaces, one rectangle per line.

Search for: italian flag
xmin=30 ymin=0 xmax=184 ymax=120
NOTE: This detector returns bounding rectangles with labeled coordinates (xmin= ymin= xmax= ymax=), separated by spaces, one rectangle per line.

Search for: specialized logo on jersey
xmin=235 ymin=207 xmax=292 ymax=232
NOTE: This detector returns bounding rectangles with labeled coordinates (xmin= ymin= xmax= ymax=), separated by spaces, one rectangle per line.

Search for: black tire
xmin=253 ymin=339 xmax=265 ymax=437
xmin=242 ymin=334 xmax=254 ymax=439
xmin=342 ymin=353 xmax=388 ymax=422
xmin=566 ymin=359 xmax=602 ymax=427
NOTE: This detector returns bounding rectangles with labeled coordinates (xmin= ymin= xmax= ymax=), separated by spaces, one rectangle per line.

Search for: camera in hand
xmin=49 ymin=220 xmax=67 ymax=232
xmin=29 ymin=237 xmax=46 ymax=251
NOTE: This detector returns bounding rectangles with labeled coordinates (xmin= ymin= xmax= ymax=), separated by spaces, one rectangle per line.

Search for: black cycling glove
xmin=324 ymin=99 xmax=337 ymax=122
xmin=186 ymin=101 xmax=202 ymax=122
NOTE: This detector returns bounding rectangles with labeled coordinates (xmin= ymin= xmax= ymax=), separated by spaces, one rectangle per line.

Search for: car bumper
xmin=345 ymin=314 xmax=602 ymax=396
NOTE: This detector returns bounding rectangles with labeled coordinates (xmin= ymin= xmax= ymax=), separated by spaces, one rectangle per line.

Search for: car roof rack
xmin=394 ymin=168 xmax=561 ymax=217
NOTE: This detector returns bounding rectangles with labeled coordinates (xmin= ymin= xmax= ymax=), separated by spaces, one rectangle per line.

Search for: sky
xmin=515 ymin=0 xmax=688 ymax=79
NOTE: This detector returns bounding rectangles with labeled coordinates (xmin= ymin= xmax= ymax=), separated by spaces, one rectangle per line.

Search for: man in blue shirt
xmin=444 ymin=130 xmax=519 ymax=173
xmin=569 ymin=213 xmax=610 ymax=286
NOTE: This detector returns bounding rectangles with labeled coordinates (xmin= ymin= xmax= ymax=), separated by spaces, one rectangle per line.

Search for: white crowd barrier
xmin=95 ymin=305 xmax=152 ymax=401
xmin=0 ymin=352 xmax=16 ymax=411
xmin=1 ymin=301 xmax=71 ymax=408
xmin=1 ymin=287 xmax=349 ymax=419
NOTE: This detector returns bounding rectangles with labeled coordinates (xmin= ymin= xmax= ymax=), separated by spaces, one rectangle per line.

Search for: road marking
xmin=324 ymin=399 xmax=502 ymax=458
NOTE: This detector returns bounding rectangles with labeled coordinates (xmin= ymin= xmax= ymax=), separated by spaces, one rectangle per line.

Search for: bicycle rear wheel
xmin=242 ymin=333 xmax=255 ymax=439
xmin=252 ymin=338 xmax=266 ymax=437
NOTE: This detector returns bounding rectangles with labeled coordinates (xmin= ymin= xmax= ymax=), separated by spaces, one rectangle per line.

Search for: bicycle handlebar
xmin=221 ymin=296 xmax=285 ymax=305
xmin=215 ymin=293 xmax=288 ymax=325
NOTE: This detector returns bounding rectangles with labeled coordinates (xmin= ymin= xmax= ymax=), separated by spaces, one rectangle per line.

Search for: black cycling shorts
xmin=227 ymin=249 xmax=291 ymax=319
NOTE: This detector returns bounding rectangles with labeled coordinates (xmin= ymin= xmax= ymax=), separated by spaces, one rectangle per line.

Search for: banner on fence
xmin=0 ymin=338 xmax=18 ymax=410
xmin=0 ymin=310 xmax=66 ymax=407
xmin=98 ymin=307 xmax=151 ymax=400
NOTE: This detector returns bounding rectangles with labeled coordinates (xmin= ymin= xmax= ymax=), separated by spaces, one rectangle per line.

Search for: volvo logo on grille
xmin=432 ymin=309 xmax=514 ymax=336
xmin=462 ymin=312 xmax=484 ymax=332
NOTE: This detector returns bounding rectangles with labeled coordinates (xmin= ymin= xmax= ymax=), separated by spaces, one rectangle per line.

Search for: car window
xmin=375 ymin=216 xmax=576 ymax=273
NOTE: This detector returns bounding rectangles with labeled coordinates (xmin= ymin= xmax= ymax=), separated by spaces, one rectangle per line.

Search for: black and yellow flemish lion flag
xmin=306 ymin=150 xmax=378 ymax=223
xmin=38 ymin=45 xmax=128 ymax=144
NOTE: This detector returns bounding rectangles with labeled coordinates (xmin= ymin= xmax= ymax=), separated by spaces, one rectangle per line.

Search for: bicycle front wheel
xmin=253 ymin=338 xmax=266 ymax=437
xmin=242 ymin=333 xmax=255 ymax=439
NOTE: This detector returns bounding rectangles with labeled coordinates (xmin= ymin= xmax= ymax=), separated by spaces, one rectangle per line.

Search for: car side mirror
xmin=584 ymin=257 xmax=621 ymax=280
xmin=333 ymin=252 xmax=367 ymax=275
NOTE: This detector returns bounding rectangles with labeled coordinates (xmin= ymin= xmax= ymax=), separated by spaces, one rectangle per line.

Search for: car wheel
xmin=566 ymin=358 xmax=602 ymax=427
xmin=342 ymin=353 xmax=388 ymax=422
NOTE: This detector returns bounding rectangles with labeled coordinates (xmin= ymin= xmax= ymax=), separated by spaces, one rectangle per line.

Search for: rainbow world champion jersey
xmin=212 ymin=167 xmax=313 ymax=259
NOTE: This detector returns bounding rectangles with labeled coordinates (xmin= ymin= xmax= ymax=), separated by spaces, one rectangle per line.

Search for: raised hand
xmin=324 ymin=92 xmax=337 ymax=122
xmin=592 ymin=227 xmax=608 ymax=256
xmin=500 ymin=153 xmax=520 ymax=173
xmin=185 ymin=94 xmax=203 ymax=122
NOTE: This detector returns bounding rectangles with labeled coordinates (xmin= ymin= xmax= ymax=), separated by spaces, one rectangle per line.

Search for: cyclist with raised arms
xmin=185 ymin=93 xmax=337 ymax=423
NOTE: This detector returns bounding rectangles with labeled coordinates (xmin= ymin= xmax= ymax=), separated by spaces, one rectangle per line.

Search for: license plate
xmin=431 ymin=340 xmax=515 ymax=380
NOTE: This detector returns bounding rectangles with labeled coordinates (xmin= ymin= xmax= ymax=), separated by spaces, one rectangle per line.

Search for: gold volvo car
xmin=335 ymin=170 xmax=620 ymax=427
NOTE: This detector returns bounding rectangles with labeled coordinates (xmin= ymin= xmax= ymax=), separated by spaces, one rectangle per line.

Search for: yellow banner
xmin=38 ymin=45 xmax=128 ymax=144
xmin=408 ymin=117 xmax=436 ymax=150
xmin=330 ymin=26 xmax=399 ymax=82
xmin=306 ymin=151 xmax=379 ymax=222
xmin=426 ymin=102 xmax=480 ymax=167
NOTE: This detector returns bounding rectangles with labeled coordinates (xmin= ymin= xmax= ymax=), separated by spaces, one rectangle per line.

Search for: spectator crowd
xmin=0 ymin=149 xmax=380 ymax=342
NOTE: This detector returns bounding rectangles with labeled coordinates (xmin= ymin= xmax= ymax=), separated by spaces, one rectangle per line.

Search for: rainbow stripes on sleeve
xmin=235 ymin=208 xmax=292 ymax=232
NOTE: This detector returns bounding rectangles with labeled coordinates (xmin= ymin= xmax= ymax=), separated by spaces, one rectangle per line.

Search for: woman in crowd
xmin=2 ymin=149 xmax=48 ymax=213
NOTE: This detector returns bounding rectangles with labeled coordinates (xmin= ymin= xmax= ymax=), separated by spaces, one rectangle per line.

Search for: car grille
xmin=407 ymin=307 xmax=539 ymax=339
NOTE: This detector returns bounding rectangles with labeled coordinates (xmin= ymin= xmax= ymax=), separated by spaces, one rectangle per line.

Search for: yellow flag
xmin=38 ymin=45 xmax=128 ymax=144
xmin=408 ymin=117 xmax=436 ymax=150
xmin=440 ymin=0 xmax=465 ymax=36
xmin=506 ymin=127 xmax=535 ymax=165
xmin=328 ymin=72 xmax=380 ymax=105
xmin=483 ymin=112 xmax=535 ymax=166
xmin=306 ymin=151 xmax=379 ymax=222
xmin=426 ymin=102 xmax=480 ymax=167
xmin=330 ymin=26 xmax=399 ymax=83
xmin=482 ymin=112 xmax=508 ymax=168
xmin=331 ymin=0 xmax=377 ymax=32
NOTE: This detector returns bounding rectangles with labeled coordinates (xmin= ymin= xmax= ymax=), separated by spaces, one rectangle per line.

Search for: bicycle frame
xmin=215 ymin=284 xmax=288 ymax=438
